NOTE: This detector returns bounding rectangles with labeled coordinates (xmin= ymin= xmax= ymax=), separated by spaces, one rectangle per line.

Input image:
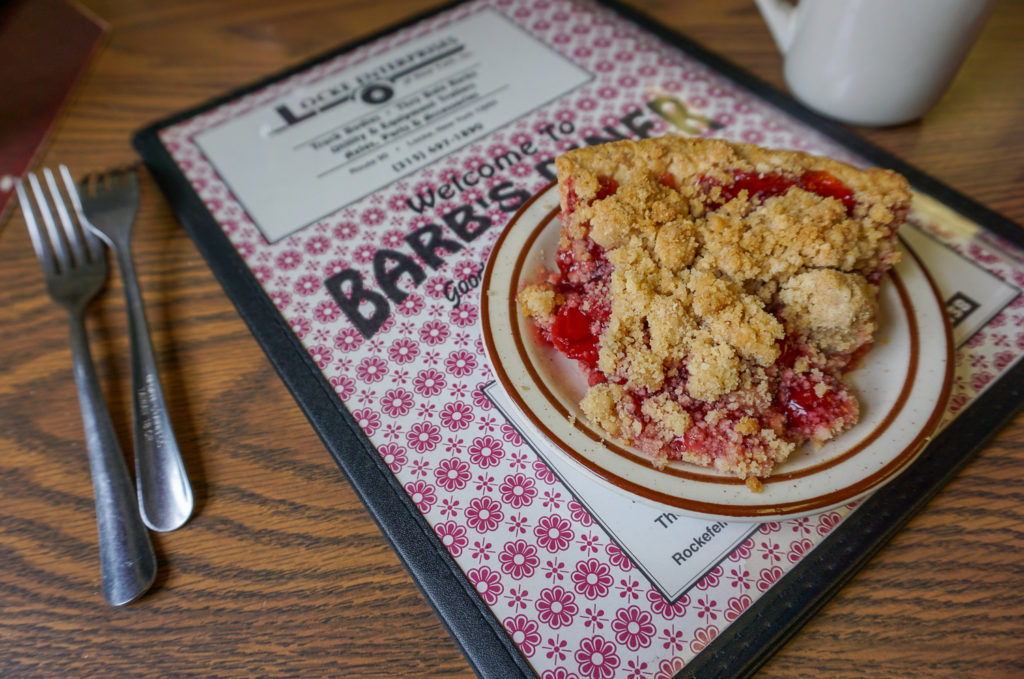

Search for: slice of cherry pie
xmin=517 ymin=136 xmax=910 ymax=489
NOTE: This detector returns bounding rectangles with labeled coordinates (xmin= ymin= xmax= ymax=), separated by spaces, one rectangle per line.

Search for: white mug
xmin=754 ymin=0 xmax=995 ymax=126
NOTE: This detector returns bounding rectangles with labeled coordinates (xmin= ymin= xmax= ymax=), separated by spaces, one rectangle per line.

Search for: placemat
xmin=132 ymin=0 xmax=1024 ymax=676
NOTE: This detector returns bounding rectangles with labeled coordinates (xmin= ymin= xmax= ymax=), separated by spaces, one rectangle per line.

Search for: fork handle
xmin=68 ymin=312 xmax=157 ymax=606
xmin=116 ymin=248 xmax=194 ymax=533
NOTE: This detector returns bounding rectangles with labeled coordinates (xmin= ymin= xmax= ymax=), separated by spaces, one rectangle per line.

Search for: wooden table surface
xmin=1 ymin=0 xmax=1022 ymax=676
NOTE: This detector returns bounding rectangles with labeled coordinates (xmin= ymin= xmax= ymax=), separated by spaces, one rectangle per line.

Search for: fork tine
xmin=79 ymin=172 xmax=96 ymax=198
xmin=59 ymin=165 xmax=85 ymax=213
xmin=122 ymin=167 xmax=139 ymax=194
xmin=59 ymin=165 xmax=105 ymax=261
xmin=34 ymin=174 xmax=77 ymax=274
xmin=43 ymin=168 xmax=90 ymax=268
xmin=27 ymin=173 xmax=69 ymax=267
xmin=28 ymin=172 xmax=73 ymax=273
xmin=15 ymin=177 xmax=57 ymax=277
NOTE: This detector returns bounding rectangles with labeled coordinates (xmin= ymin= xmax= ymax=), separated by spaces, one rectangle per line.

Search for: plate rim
xmin=481 ymin=183 xmax=954 ymax=519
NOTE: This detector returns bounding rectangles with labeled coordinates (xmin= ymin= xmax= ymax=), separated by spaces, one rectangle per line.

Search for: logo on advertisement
xmin=947 ymin=292 xmax=980 ymax=327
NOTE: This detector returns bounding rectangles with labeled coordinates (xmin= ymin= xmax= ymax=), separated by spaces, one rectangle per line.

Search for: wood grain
xmin=0 ymin=0 xmax=1021 ymax=677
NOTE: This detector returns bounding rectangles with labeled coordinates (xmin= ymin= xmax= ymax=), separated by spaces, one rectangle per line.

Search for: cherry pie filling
xmin=535 ymin=170 xmax=866 ymax=473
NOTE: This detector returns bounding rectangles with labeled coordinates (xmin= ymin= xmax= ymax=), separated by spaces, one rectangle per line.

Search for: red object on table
xmin=0 ymin=0 xmax=106 ymax=229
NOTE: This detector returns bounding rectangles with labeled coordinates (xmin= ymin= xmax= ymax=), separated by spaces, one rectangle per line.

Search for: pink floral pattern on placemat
xmin=157 ymin=0 xmax=1024 ymax=675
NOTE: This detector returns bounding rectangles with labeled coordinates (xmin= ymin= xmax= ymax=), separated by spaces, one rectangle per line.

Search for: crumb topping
xmin=518 ymin=285 xmax=559 ymax=324
xmin=779 ymin=269 xmax=879 ymax=353
xmin=518 ymin=135 xmax=909 ymax=481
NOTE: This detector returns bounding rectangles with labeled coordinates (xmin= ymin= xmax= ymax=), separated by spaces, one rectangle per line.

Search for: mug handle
xmin=753 ymin=0 xmax=798 ymax=53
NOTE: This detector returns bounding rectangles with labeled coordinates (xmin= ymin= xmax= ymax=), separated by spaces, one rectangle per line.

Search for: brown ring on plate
xmin=508 ymin=208 xmax=916 ymax=484
xmin=482 ymin=186 xmax=954 ymax=517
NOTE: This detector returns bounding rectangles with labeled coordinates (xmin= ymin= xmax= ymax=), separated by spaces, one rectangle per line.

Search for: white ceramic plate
xmin=481 ymin=184 xmax=953 ymax=521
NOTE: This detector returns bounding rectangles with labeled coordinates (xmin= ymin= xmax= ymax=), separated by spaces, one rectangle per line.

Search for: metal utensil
xmin=73 ymin=166 xmax=194 ymax=532
xmin=16 ymin=167 xmax=157 ymax=606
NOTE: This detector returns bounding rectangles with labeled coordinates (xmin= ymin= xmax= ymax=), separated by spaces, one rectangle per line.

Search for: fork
xmin=74 ymin=166 xmax=194 ymax=533
xmin=17 ymin=167 xmax=157 ymax=606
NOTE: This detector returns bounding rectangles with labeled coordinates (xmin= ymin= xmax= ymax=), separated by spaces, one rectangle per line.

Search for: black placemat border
xmin=131 ymin=1 xmax=1024 ymax=677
